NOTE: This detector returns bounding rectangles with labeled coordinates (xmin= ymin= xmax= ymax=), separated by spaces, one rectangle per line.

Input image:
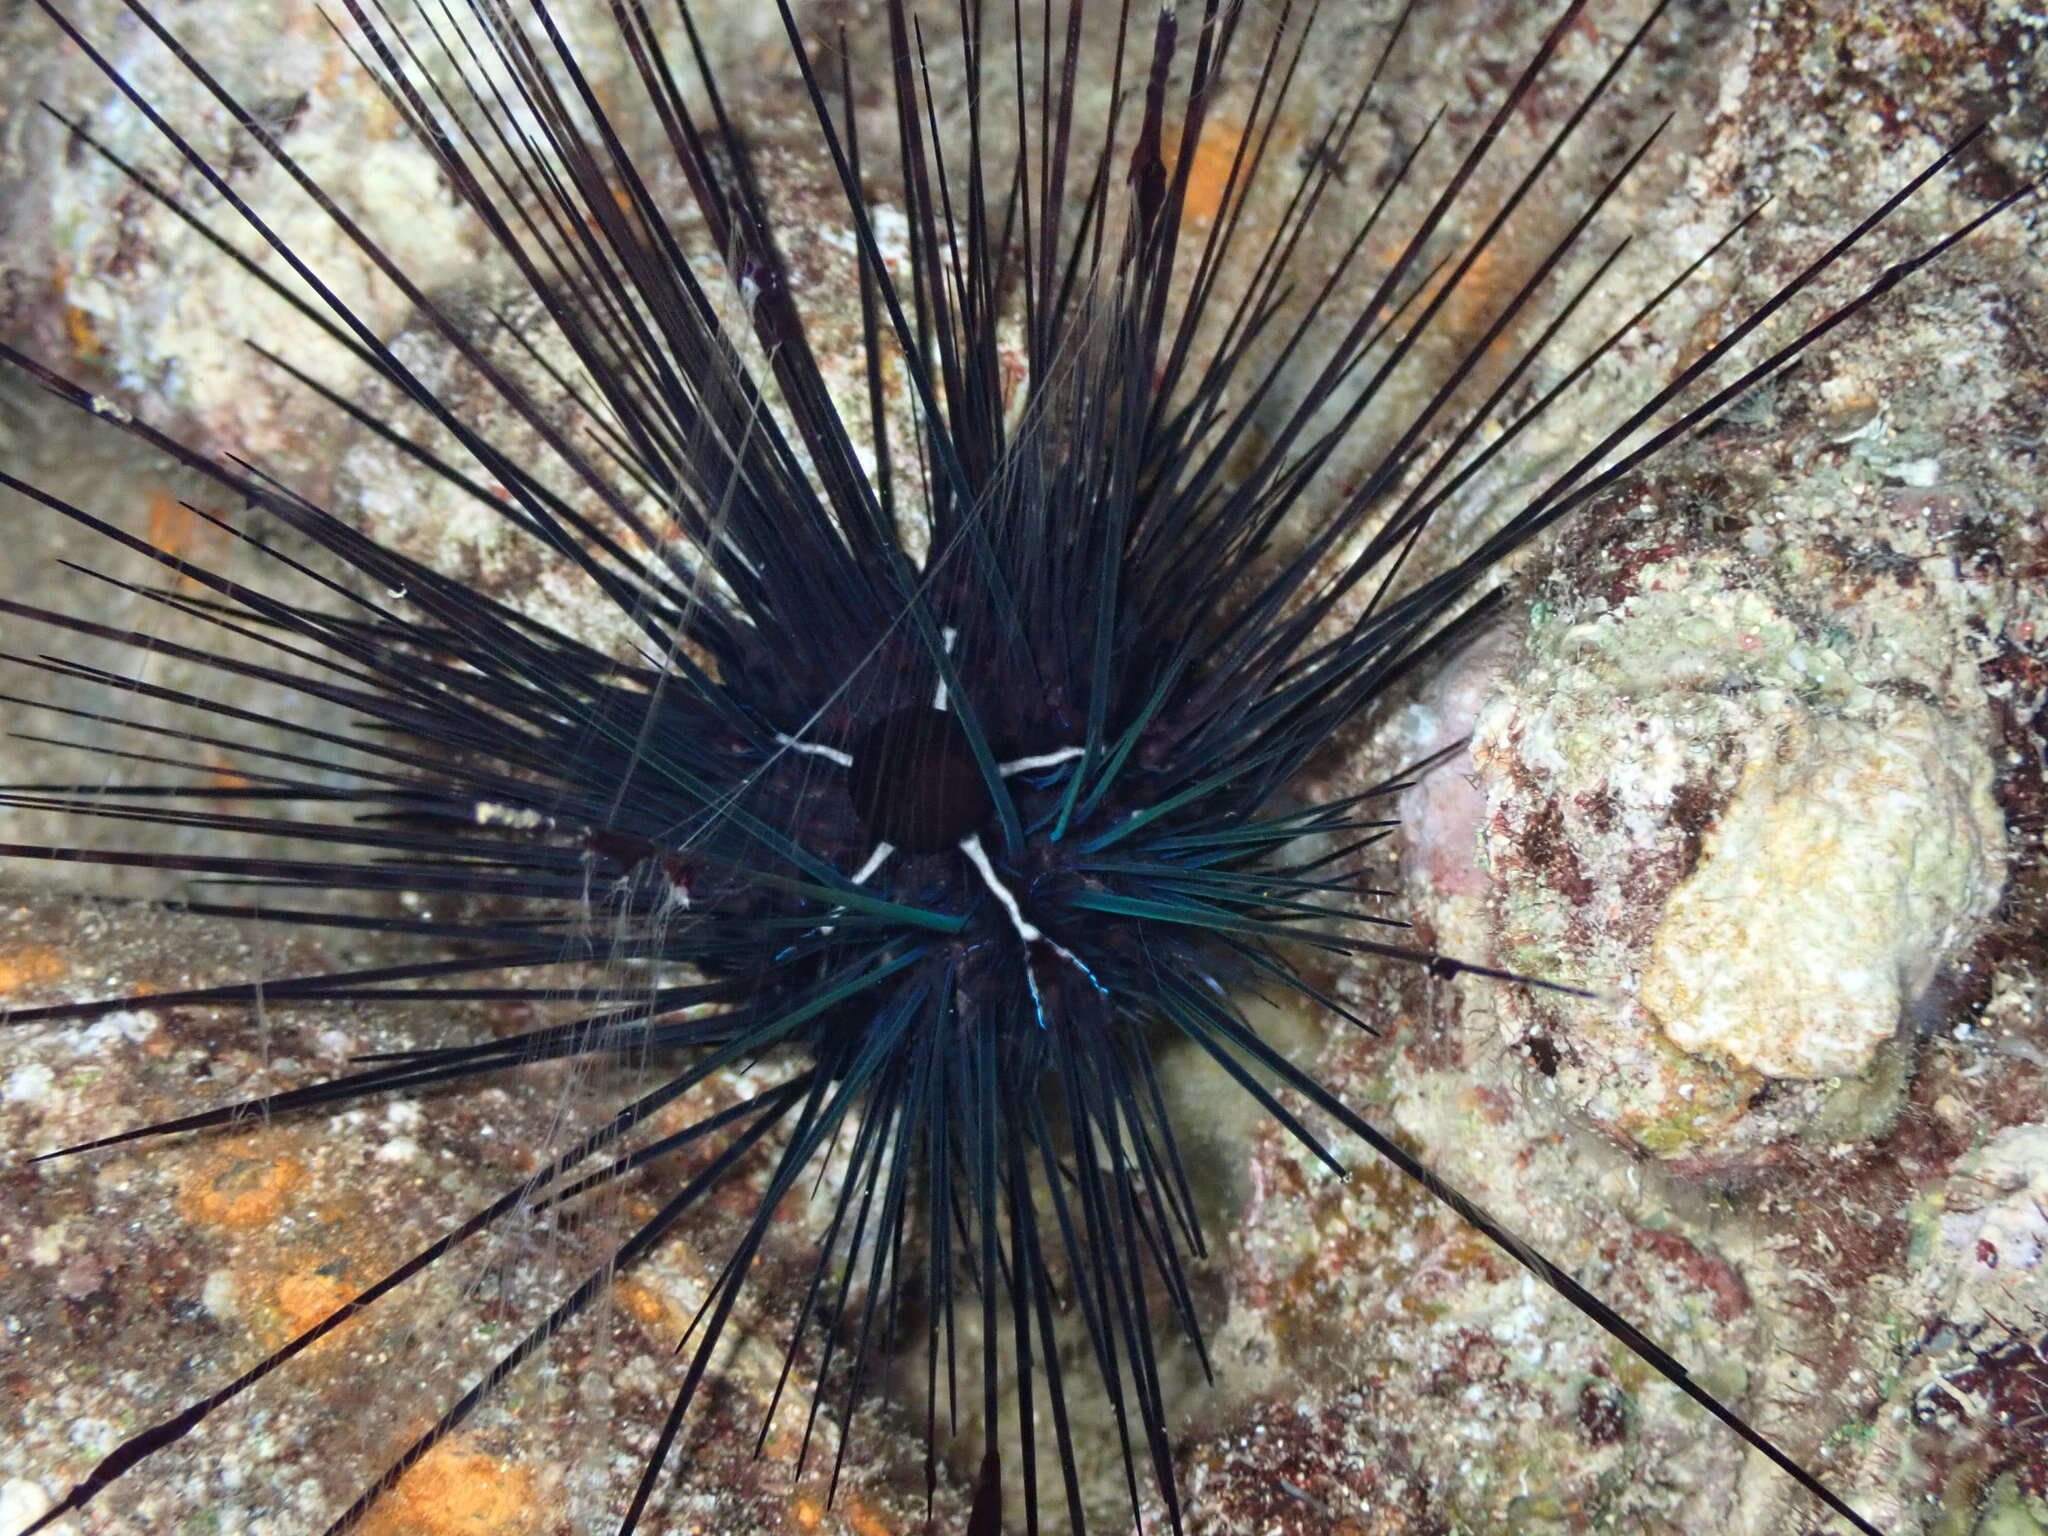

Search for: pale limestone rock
xmin=1641 ymin=699 xmax=2007 ymax=1080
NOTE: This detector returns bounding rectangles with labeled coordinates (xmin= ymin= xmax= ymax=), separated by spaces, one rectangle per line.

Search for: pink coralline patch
xmin=1405 ymin=760 xmax=1493 ymax=899
xmin=1466 ymin=1084 xmax=1517 ymax=1126
xmin=1634 ymin=1228 xmax=1751 ymax=1325
xmin=1396 ymin=630 xmax=1517 ymax=900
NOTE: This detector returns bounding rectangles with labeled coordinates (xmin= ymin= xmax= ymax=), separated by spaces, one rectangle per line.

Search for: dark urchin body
xmin=0 ymin=0 xmax=2029 ymax=1531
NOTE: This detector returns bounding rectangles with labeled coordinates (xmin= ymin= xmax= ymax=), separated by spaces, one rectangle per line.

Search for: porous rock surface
xmin=1469 ymin=523 xmax=2007 ymax=1157
xmin=1 ymin=1 xmax=2044 ymax=1535
xmin=1188 ymin=0 xmax=2046 ymax=1532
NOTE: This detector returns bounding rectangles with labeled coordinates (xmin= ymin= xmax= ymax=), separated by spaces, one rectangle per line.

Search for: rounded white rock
xmin=1641 ymin=696 xmax=2007 ymax=1080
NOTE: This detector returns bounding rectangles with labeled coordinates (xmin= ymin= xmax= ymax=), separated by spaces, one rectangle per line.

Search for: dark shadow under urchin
xmin=0 ymin=0 xmax=2033 ymax=1532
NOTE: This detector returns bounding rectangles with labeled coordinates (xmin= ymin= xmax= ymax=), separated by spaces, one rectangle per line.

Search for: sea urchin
xmin=0 ymin=0 xmax=2032 ymax=1532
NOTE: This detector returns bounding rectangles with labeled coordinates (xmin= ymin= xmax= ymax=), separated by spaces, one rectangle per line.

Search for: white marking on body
xmin=774 ymin=732 xmax=854 ymax=768
xmin=851 ymin=842 xmax=894 ymax=886
xmin=998 ymin=745 xmax=1085 ymax=777
xmin=959 ymin=834 xmax=1047 ymax=944
xmin=933 ymin=626 xmax=959 ymax=710
xmin=958 ymin=834 xmax=1102 ymax=1026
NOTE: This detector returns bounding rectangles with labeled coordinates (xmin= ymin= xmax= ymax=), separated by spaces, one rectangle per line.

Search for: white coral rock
xmin=1640 ymin=697 xmax=2005 ymax=1079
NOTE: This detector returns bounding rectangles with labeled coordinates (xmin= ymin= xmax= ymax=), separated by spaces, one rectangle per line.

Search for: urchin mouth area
xmin=577 ymin=623 xmax=1124 ymax=1001
xmin=846 ymin=703 xmax=992 ymax=855
xmin=765 ymin=659 xmax=1111 ymax=1015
